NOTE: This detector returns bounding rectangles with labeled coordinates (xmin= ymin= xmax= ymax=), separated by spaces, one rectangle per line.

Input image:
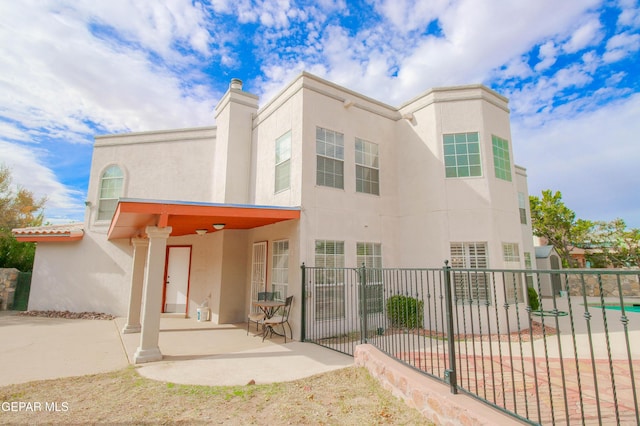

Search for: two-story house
xmin=14 ymin=72 xmax=535 ymax=363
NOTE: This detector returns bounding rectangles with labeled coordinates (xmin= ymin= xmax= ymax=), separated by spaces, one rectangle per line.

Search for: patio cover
xmin=108 ymin=198 xmax=301 ymax=240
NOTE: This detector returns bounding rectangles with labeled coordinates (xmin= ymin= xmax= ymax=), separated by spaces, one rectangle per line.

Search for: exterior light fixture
xmin=213 ymin=223 xmax=225 ymax=230
xmin=195 ymin=229 xmax=208 ymax=236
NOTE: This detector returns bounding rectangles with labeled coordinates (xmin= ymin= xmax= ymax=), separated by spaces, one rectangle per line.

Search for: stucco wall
xmin=28 ymin=234 xmax=132 ymax=316
xmin=89 ymin=127 xmax=217 ymax=210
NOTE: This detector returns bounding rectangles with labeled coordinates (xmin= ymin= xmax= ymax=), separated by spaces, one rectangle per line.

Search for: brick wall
xmin=354 ymin=344 xmax=524 ymax=426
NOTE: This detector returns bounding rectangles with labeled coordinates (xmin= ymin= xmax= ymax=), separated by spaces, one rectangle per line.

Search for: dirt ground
xmin=0 ymin=366 xmax=433 ymax=425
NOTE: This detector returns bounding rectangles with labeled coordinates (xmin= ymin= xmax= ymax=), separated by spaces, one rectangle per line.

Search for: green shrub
xmin=386 ymin=295 xmax=424 ymax=329
xmin=527 ymin=287 xmax=540 ymax=311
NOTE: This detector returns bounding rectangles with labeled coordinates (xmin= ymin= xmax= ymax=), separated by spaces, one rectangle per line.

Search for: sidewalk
xmin=0 ymin=312 xmax=353 ymax=387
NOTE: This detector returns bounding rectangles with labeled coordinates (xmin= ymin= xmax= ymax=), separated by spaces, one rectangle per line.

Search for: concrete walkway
xmin=0 ymin=312 xmax=353 ymax=387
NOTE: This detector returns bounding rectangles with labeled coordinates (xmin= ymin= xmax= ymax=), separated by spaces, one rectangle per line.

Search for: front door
xmin=163 ymin=246 xmax=192 ymax=314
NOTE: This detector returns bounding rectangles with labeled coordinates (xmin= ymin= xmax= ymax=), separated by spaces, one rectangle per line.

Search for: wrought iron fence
xmin=301 ymin=263 xmax=640 ymax=425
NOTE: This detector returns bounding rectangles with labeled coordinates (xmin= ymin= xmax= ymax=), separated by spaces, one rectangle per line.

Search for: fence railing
xmin=301 ymin=263 xmax=640 ymax=425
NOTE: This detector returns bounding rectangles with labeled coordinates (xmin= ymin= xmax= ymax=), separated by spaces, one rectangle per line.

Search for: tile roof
xmin=12 ymin=222 xmax=84 ymax=242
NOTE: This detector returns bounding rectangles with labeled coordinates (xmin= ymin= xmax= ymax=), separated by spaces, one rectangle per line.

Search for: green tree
xmin=0 ymin=165 xmax=46 ymax=271
xmin=529 ymin=190 xmax=592 ymax=268
xmin=586 ymin=219 xmax=640 ymax=268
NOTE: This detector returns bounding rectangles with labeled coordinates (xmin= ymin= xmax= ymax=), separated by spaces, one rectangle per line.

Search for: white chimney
xmin=230 ymin=78 xmax=243 ymax=90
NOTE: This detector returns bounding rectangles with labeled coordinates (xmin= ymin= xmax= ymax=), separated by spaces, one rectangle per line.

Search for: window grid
xmin=98 ymin=165 xmax=123 ymax=221
xmin=492 ymin=135 xmax=512 ymax=181
xmin=314 ymin=240 xmax=345 ymax=320
xmin=357 ymin=242 xmax=383 ymax=314
xmin=502 ymin=243 xmax=520 ymax=262
xmin=316 ymin=127 xmax=344 ymax=189
xmin=355 ymin=138 xmax=380 ymax=195
xmin=275 ymin=132 xmax=291 ymax=193
xmin=450 ymin=242 xmax=489 ymax=303
xmin=271 ymin=240 xmax=289 ymax=300
xmin=524 ymin=252 xmax=534 ymax=288
xmin=443 ymin=132 xmax=482 ymax=178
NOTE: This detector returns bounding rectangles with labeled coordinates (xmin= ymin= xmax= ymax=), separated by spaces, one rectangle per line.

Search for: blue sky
xmin=1 ymin=0 xmax=639 ymax=228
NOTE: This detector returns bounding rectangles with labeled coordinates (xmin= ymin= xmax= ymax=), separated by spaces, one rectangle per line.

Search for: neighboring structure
xmin=14 ymin=72 xmax=535 ymax=363
xmin=534 ymin=245 xmax=563 ymax=297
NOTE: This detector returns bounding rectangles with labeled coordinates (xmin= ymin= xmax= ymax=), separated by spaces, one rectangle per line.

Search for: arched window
xmin=97 ymin=165 xmax=123 ymax=221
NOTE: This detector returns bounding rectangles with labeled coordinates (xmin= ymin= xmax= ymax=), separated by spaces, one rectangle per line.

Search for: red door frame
xmin=161 ymin=245 xmax=193 ymax=315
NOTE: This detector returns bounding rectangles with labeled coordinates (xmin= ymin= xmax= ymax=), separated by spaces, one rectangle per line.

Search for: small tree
xmin=529 ymin=190 xmax=592 ymax=268
xmin=0 ymin=165 xmax=46 ymax=271
xmin=586 ymin=219 xmax=640 ymax=268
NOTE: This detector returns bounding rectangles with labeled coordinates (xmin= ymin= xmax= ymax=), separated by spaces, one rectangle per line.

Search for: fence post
xmin=443 ymin=260 xmax=458 ymax=394
xmin=300 ymin=263 xmax=306 ymax=342
xmin=359 ymin=263 xmax=368 ymax=344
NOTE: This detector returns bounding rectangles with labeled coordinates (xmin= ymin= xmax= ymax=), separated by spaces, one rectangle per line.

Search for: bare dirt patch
xmin=17 ymin=310 xmax=115 ymax=320
xmin=0 ymin=366 xmax=432 ymax=425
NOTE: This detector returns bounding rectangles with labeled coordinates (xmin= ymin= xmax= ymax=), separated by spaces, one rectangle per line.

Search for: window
xmin=502 ymin=243 xmax=520 ymax=262
xmin=355 ymin=138 xmax=379 ymax=195
xmin=357 ymin=242 xmax=383 ymax=314
xmin=97 ymin=165 xmax=123 ymax=221
xmin=518 ymin=192 xmax=527 ymax=224
xmin=503 ymin=243 xmax=523 ymax=303
xmin=275 ymin=131 xmax=291 ymax=193
xmin=524 ymin=252 xmax=534 ymax=288
xmin=316 ymin=127 xmax=344 ymax=189
xmin=450 ymin=242 xmax=489 ymax=303
xmin=492 ymin=135 xmax=512 ymax=181
xmin=443 ymin=132 xmax=482 ymax=178
xmin=271 ymin=240 xmax=289 ymax=300
xmin=314 ymin=240 xmax=345 ymax=320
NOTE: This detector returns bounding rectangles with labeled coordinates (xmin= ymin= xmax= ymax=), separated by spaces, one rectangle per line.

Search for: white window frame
xmin=443 ymin=132 xmax=482 ymax=178
xmin=450 ymin=242 xmax=489 ymax=303
xmin=492 ymin=135 xmax=512 ymax=182
xmin=271 ymin=240 xmax=289 ymax=300
xmin=355 ymin=138 xmax=380 ymax=195
xmin=275 ymin=131 xmax=291 ymax=193
xmin=357 ymin=242 xmax=383 ymax=314
xmin=316 ymin=127 xmax=344 ymax=189
xmin=97 ymin=165 xmax=124 ymax=221
xmin=314 ymin=240 xmax=345 ymax=320
xmin=518 ymin=192 xmax=528 ymax=224
xmin=502 ymin=243 xmax=520 ymax=262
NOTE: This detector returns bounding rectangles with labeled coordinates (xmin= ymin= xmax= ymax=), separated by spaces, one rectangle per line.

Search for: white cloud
xmin=372 ymin=0 xmax=450 ymax=33
xmin=535 ymin=41 xmax=558 ymax=71
xmin=0 ymin=0 xmax=222 ymax=222
xmin=562 ymin=16 xmax=603 ymax=53
xmin=0 ymin=141 xmax=85 ymax=223
xmin=603 ymin=31 xmax=640 ymax=63
xmin=513 ymin=92 xmax=640 ymax=227
xmin=618 ymin=0 xmax=640 ymax=28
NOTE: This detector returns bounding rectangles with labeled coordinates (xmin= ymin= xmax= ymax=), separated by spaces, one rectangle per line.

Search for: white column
xmin=122 ymin=238 xmax=149 ymax=334
xmin=134 ymin=226 xmax=172 ymax=364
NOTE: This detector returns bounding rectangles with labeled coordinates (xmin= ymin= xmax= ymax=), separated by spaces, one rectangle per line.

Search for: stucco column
xmin=122 ymin=237 xmax=149 ymax=334
xmin=134 ymin=226 xmax=172 ymax=364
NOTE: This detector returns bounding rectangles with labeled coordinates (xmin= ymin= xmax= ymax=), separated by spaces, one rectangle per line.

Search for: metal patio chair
xmin=247 ymin=291 xmax=270 ymax=334
xmin=262 ymin=295 xmax=293 ymax=342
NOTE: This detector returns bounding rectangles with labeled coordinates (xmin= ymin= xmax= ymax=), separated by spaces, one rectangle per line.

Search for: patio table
xmin=252 ymin=300 xmax=285 ymax=319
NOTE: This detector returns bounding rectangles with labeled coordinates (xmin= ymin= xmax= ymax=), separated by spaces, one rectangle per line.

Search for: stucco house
xmin=14 ymin=72 xmax=535 ymax=363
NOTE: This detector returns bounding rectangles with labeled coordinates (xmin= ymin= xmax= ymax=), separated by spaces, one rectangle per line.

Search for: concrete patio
xmin=0 ymin=311 xmax=353 ymax=387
